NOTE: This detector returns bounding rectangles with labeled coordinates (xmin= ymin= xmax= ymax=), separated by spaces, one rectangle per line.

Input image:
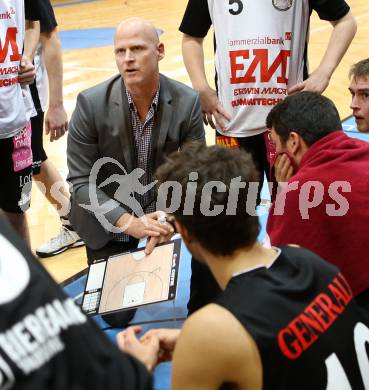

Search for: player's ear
xmin=288 ymin=132 xmax=301 ymax=155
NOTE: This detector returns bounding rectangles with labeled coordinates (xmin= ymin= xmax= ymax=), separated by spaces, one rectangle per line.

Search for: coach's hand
xmin=116 ymin=212 xmax=173 ymax=244
xmin=144 ymin=212 xmax=174 ymax=255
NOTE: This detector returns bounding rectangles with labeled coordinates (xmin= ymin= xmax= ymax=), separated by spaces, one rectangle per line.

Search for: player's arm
xmin=182 ymin=34 xmax=231 ymax=131
xmin=289 ymin=10 xmax=356 ymax=94
xmin=19 ymin=20 xmax=38 ymax=85
xmin=171 ymin=304 xmax=262 ymax=390
xmin=21 ymin=0 xmax=47 ymax=85
xmin=40 ymin=27 xmax=69 ymax=141
xmin=181 ymin=35 xmax=208 ymax=96
xmin=24 ymin=20 xmax=40 ymax=61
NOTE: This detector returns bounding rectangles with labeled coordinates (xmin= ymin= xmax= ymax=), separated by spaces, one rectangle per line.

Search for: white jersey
xmin=208 ymin=0 xmax=309 ymax=137
xmin=0 ymin=0 xmax=35 ymax=139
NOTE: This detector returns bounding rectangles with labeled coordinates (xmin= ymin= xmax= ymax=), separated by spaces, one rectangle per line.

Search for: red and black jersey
xmin=215 ymin=246 xmax=369 ymax=389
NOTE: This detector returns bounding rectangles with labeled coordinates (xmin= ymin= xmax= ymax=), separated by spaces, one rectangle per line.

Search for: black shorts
xmin=0 ymin=122 xmax=33 ymax=213
xmin=31 ymin=110 xmax=47 ymax=175
xmin=216 ymin=132 xmax=270 ymax=176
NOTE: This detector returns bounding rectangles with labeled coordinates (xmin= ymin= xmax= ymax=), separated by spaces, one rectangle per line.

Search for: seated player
xmin=267 ymin=91 xmax=369 ymax=312
xmin=0 ymin=216 xmax=154 ymax=389
xmin=349 ymin=58 xmax=369 ymax=133
xmin=116 ymin=143 xmax=369 ymax=390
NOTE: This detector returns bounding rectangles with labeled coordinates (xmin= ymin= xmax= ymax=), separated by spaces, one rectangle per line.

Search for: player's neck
xmin=206 ymin=243 xmax=278 ymax=290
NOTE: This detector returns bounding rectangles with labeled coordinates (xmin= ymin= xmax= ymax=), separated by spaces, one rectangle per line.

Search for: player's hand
xmin=18 ymin=56 xmax=36 ymax=85
xmin=117 ymin=212 xmax=174 ymax=241
xmin=288 ymin=70 xmax=330 ymax=95
xmin=117 ymin=326 xmax=160 ymax=371
xmin=141 ymin=328 xmax=181 ymax=363
xmin=274 ymin=153 xmax=294 ymax=187
xmin=45 ymin=104 xmax=68 ymax=142
xmin=199 ymin=86 xmax=231 ymax=131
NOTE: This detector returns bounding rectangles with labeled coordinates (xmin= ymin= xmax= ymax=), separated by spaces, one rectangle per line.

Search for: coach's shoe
xmin=36 ymin=225 xmax=84 ymax=258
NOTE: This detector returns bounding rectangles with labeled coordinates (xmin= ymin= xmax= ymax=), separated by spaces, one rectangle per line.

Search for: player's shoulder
xmin=178 ymin=304 xmax=262 ymax=387
xmin=183 ymin=304 xmax=255 ymax=354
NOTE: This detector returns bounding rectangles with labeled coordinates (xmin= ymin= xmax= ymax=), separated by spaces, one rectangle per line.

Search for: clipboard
xmin=81 ymin=239 xmax=181 ymax=316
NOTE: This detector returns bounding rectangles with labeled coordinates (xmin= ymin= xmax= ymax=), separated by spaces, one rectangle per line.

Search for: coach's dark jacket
xmin=67 ymin=74 xmax=205 ymax=249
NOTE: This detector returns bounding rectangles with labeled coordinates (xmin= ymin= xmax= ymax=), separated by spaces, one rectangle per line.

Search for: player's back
xmin=215 ymin=246 xmax=369 ymax=390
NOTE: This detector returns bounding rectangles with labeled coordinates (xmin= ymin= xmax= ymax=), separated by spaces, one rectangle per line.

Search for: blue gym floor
xmin=62 ymin=117 xmax=368 ymax=389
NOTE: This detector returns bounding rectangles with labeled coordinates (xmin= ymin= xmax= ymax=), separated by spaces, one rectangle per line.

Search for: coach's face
xmin=349 ymin=76 xmax=369 ymax=133
xmin=114 ymin=20 xmax=164 ymax=91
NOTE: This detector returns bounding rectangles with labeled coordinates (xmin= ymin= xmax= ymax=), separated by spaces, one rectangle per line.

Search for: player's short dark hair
xmin=266 ymin=91 xmax=342 ymax=146
xmin=155 ymin=143 xmax=260 ymax=256
xmin=349 ymin=58 xmax=369 ymax=81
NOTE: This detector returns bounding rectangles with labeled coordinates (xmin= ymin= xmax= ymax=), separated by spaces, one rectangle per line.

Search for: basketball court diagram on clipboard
xmin=82 ymin=239 xmax=181 ymax=316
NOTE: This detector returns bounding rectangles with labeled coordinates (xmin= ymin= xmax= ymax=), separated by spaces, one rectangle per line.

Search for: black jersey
xmin=215 ymin=246 xmax=369 ymax=390
xmin=0 ymin=218 xmax=152 ymax=390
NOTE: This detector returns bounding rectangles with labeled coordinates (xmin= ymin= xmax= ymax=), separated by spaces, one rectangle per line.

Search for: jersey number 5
xmin=229 ymin=0 xmax=243 ymax=15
